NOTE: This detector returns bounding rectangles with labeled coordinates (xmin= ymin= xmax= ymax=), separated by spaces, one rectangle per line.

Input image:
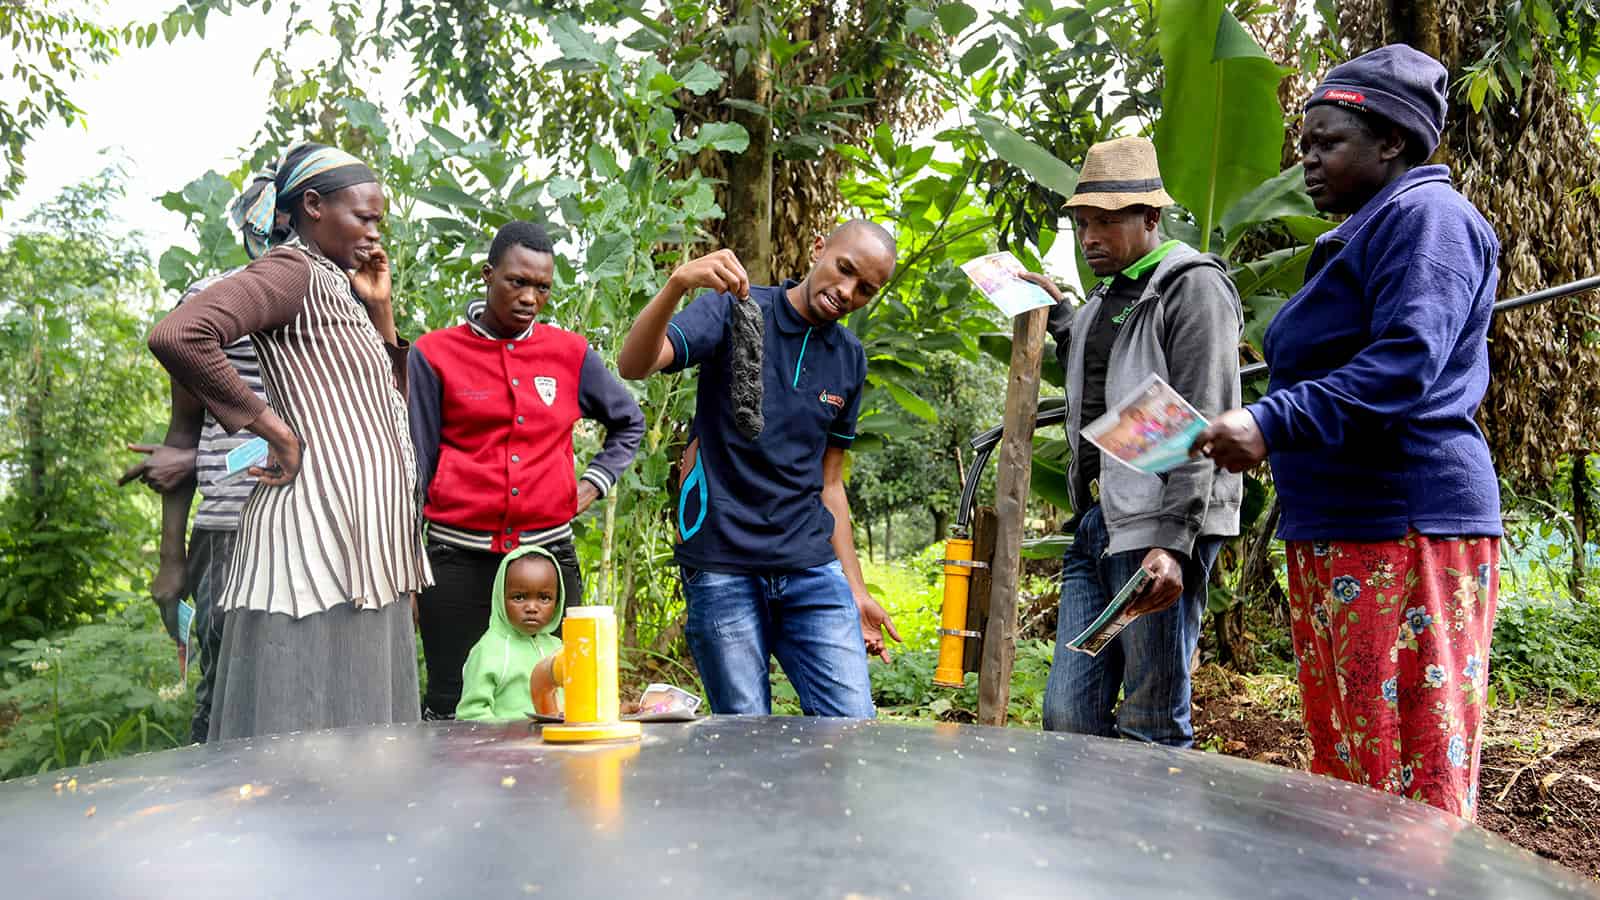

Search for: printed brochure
xmin=1066 ymin=567 xmax=1151 ymax=656
xmin=176 ymin=599 xmax=195 ymax=687
xmin=1081 ymin=373 xmax=1208 ymax=474
xmin=960 ymin=251 xmax=1055 ymax=318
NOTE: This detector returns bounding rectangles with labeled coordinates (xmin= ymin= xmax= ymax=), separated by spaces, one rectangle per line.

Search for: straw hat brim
xmin=1065 ymin=185 xmax=1175 ymax=210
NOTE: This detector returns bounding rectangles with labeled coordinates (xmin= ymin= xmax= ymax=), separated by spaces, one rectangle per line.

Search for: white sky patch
xmin=6 ymin=1 xmax=1089 ymax=277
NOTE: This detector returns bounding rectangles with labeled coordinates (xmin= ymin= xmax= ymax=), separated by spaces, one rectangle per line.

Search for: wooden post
xmin=977 ymin=308 xmax=1048 ymax=726
xmin=962 ymin=506 xmax=998 ymax=675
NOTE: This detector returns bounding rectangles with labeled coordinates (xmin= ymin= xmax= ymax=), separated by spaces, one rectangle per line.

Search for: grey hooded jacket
xmin=1047 ymin=243 xmax=1244 ymax=557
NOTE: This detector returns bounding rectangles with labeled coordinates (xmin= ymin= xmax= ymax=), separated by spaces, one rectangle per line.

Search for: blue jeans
xmin=1042 ymin=505 xmax=1222 ymax=747
xmin=682 ymin=560 xmax=874 ymax=718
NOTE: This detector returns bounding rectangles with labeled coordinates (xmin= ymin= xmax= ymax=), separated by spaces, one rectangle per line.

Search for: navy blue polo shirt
xmin=664 ymin=280 xmax=865 ymax=573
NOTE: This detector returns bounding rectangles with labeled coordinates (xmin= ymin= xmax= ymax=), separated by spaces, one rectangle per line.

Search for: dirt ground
xmin=1190 ymin=665 xmax=1600 ymax=881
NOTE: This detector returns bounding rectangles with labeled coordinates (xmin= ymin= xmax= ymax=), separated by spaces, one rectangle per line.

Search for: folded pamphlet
xmin=1066 ymin=567 xmax=1151 ymax=656
xmin=176 ymin=599 xmax=195 ymax=687
xmin=216 ymin=437 xmax=270 ymax=486
xmin=1081 ymin=373 xmax=1208 ymax=474
xmin=637 ymin=683 xmax=701 ymax=716
xmin=960 ymin=251 xmax=1055 ymax=318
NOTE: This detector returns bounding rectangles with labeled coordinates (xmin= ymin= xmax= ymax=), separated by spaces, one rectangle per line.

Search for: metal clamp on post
xmin=939 ymin=559 xmax=989 ymax=570
xmin=937 ymin=627 xmax=981 ymax=639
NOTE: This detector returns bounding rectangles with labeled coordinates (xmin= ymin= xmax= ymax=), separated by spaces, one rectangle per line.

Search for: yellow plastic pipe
xmin=934 ymin=537 xmax=975 ymax=688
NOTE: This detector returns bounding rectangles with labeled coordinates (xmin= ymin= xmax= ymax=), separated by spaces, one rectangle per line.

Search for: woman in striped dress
xmin=149 ymin=144 xmax=430 ymax=741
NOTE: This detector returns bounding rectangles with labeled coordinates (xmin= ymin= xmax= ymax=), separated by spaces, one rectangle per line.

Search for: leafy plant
xmin=1153 ymin=0 xmax=1288 ymax=252
xmin=0 ymin=602 xmax=192 ymax=778
xmin=1489 ymin=592 xmax=1600 ymax=702
xmin=0 ymin=0 xmax=119 ymax=206
xmin=0 ymin=170 xmax=166 ymax=641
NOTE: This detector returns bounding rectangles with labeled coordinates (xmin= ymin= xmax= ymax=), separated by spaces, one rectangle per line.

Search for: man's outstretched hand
xmin=118 ymin=443 xmax=197 ymax=493
xmin=857 ymin=594 xmax=902 ymax=663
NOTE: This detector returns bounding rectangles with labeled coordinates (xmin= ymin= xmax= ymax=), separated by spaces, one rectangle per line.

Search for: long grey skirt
xmin=207 ymin=599 xmax=420 ymax=742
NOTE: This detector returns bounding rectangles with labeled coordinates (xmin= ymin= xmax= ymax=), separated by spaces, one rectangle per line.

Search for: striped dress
xmin=149 ymin=240 xmax=430 ymax=740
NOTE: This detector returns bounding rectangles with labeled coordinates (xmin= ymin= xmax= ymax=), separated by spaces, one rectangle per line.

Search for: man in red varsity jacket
xmin=407 ymin=221 xmax=644 ymax=719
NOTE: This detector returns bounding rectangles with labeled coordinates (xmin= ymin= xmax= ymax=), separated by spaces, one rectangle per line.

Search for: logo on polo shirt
xmin=819 ymin=391 xmax=845 ymax=411
xmin=535 ymin=376 xmax=557 ymax=406
xmin=1324 ymin=89 xmax=1366 ymax=105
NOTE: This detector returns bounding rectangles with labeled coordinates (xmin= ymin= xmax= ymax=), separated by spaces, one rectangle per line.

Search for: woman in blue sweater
xmin=1194 ymin=45 xmax=1501 ymax=819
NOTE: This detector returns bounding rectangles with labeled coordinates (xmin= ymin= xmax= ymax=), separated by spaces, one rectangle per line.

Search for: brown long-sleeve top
xmin=146 ymin=243 xmax=429 ymax=617
xmin=149 ymin=248 xmax=409 ymax=430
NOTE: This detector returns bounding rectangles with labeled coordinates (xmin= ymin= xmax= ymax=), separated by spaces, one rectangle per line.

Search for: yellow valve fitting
xmin=542 ymin=606 xmax=641 ymax=744
xmin=934 ymin=537 xmax=977 ymax=688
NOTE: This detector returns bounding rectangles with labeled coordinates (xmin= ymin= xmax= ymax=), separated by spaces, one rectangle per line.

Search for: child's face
xmin=504 ymin=556 xmax=559 ymax=636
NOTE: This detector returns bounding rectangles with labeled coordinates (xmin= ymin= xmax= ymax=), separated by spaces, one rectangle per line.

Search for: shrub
xmin=1489 ymin=592 xmax=1600 ymax=702
xmin=0 ymin=600 xmax=193 ymax=778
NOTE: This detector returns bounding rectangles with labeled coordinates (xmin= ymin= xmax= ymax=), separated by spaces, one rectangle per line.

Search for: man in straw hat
xmin=1020 ymin=136 xmax=1242 ymax=747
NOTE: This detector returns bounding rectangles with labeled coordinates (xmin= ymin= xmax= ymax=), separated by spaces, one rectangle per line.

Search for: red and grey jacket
xmin=407 ymin=300 xmax=644 ymax=553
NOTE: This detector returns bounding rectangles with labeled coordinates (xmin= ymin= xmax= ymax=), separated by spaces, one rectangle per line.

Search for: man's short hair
xmin=828 ymin=219 xmax=897 ymax=258
xmin=488 ymin=221 xmax=555 ymax=266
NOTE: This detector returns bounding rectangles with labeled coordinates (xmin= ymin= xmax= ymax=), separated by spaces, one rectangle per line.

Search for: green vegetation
xmin=2 ymin=1 xmax=1598 ymax=779
xmin=0 ymin=603 xmax=191 ymax=778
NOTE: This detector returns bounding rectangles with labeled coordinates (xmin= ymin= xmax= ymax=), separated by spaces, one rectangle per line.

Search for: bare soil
xmin=1190 ymin=665 xmax=1600 ymax=881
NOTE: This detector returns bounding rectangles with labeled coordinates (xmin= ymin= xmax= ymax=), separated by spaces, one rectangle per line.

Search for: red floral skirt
xmin=1286 ymin=533 xmax=1499 ymax=819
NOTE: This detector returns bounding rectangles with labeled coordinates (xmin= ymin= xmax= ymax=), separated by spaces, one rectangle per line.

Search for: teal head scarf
xmin=228 ymin=143 xmax=378 ymax=259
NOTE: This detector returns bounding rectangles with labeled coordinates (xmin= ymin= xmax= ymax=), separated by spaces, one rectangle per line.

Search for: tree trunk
xmin=963 ymin=506 xmax=999 ymax=675
xmin=1386 ymin=0 xmax=1442 ymax=59
xmin=600 ymin=490 xmax=618 ymax=606
xmin=619 ymin=557 xmax=639 ymax=650
xmin=884 ymin=514 xmax=892 ymax=561
xmin=25 ymin=306 xmax=48 ymax=517
xmin=721 ymin=3 xmax=773 ymax=283
xmin=1574 ymin=452 xmax=1592 ymax=601
xmin=863 ymin=520 xmax=874 ymax=563
xmin=931 ymin=507 xmax=949 ymax=545
xmin=1239 ymin=497 xmax=1287 ymax=620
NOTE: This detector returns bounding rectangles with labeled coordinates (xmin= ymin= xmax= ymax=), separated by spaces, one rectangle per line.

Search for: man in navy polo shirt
xmin=618 ymin=221 xmax=900 ymax=717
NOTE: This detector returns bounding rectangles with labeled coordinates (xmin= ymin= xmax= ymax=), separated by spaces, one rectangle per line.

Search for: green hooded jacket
xmin=455 ymin=544 xmax=565 ymax=721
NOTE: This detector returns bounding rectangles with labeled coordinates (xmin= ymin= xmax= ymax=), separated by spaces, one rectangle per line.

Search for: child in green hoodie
xmin=455 ymin=545 xmax=566 ymax=721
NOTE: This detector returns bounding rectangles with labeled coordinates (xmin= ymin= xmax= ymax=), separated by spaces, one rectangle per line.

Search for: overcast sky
xmin=6 ymin=0 xmax=404 ymax=253
xmin=7 ymin=2 xmax=1078 ymax=282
